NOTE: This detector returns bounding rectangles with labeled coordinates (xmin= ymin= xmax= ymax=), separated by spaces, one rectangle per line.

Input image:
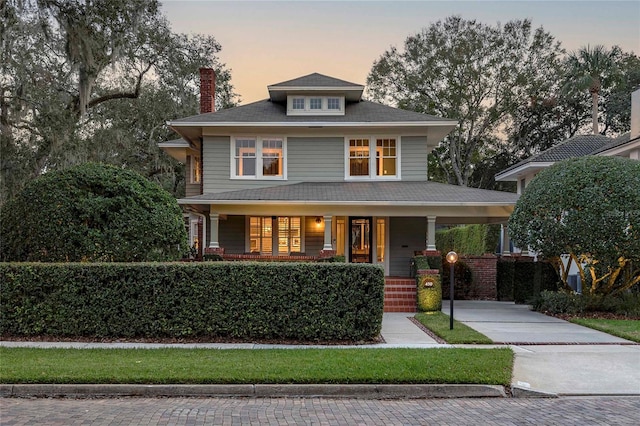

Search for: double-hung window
xmin=346 ymin=137 xmax=399 ymax=179
xmin=233 ymin=137 xmax=285 ymax=179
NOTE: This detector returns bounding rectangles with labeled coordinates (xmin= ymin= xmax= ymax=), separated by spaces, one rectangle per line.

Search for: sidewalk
xmin=2 ymin=302 xmax=639 ymax=398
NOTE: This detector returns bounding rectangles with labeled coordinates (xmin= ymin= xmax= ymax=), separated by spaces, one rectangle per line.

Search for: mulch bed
xmin=1 ymin=334 xmax=386 ymax=346
xmin=543 ymin=311 xmax=640 ymax=321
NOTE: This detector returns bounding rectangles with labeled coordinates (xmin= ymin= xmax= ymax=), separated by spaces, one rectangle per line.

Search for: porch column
xmin=209 ymin=212 xmax=220 ymax=249
xmin=501 ymin=223 xmax=511 ymax=256
xmin=322 ymin=215 xmax=333 ymax=250
xmin=426 ymin=216 xmax=437 ymax=251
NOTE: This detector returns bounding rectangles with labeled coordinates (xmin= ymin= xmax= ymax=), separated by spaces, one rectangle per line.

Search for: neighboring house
xmin=160 ymin=70 xmax=519 ymax=279
xmin=495 ymin=89 xmax=640 ymax=193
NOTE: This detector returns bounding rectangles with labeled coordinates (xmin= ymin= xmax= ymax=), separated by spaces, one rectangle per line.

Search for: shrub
xmin=509 ymin=156 xmax=640 ymax=295
xmin=436 ymin=224 xmax=500 ymax=255
xmin=0 ymin=262 xmax=384 ymax=341
xmin=441 ymin=257 xmax=473 ymax=300
xmin=0 ymin=163 xmax=187 ymax=262
xmin=531 ymin=290 xmax=640 ymax=317
xmin=497 ymin=259 xmax=515 ymax=301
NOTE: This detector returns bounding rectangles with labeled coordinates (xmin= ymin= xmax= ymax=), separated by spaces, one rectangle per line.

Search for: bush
xmin=532 ymin=290 xmax=640 ymax=317
xmin=0 ymin=262 xmax=384 ymax=341
xmin=497 ymin=259 xmax=515 ymax=301
xmin=317 ymin=255 xmax=346 ymax=263
xmin=441 ymin=257 xmax=473 ymax=300
xmin=0 ymin=163 xmax=187 ymax=262
xmin=436 ymin=224 xmax=500 ymax=255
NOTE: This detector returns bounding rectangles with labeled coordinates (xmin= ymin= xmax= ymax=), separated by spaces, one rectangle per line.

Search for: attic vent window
xmin=286 ymin=96 xmax=345 ymax=116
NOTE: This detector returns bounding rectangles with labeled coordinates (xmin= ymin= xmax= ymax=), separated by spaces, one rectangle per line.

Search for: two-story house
xmin=160 ymin=70 xmax=519 ymax=279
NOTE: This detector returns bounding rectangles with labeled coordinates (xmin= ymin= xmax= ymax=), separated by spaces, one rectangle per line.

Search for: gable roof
xmin=267 ymin=73 xmax=365 ymax=102
xmin=590 ymin=132 xmax=634 ymax=155
xmin=268 ymin=73 xmax=363 ymax=89
xmin=181 ymin=181 xmax=518 ymax=205
xmin=495 ymin=134 xmax=613 ymax=181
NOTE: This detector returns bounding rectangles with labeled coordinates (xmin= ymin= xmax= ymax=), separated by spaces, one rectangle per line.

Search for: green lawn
xmin=414 ymin=312 xmax=493 ymax=344
xmin=569 ymin=318 xmax=640 ymax=343
xmin=0 ymin=347 xmax=513 ymax=385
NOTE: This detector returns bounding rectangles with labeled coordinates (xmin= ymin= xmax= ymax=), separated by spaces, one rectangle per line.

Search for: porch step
xmin=384 ymin=277 xmax=416 ymax=313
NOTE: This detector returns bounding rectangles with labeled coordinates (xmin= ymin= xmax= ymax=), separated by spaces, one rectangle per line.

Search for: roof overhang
xmin=595 ymin=138 xmax=640 ymax=157
xmin=176 ymin=200 xmax=514 ymax=224
xmin=267 ymin=86 xmax=365 ymax=102
xmin=495 ymin=162 xmax=555 ymax=182
xmin=167 ymin=121 xmax=458 ymax=148
xmin=158 ymin=139 xmax=197 ymax=163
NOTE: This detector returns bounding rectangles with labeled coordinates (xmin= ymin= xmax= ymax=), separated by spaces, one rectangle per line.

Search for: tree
xmin=564 ymin=45 xmax=621 ymax=135
xmin=509 ymin=156 xmax=640 ymax=295
xmin=367 ymin=16 xmax=565 ymax=186
xmin=0 ymin=163 xmax=188 ymax=262
xmin=0 ymin=0 xmax=239 ymax=204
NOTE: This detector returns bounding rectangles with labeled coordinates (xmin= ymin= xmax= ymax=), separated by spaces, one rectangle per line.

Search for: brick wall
xmin=462 ymin=254 xmax=498 ymax=300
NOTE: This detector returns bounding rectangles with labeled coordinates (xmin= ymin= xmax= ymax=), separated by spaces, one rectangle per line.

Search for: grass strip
xmin=0 ymin=347 xmax=512 ymax=385
xmin=415 ymin=312 xmax=493 ymax=344
xmin=569 ymin=318 xmax=640 ymax=343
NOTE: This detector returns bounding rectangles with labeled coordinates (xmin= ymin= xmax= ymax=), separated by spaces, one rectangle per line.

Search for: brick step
xmin=384 ymin=277 xmax=417 ymax=312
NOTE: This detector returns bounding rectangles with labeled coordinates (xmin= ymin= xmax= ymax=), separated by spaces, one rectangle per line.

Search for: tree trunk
xmin=591 ymin=91 xmax=599 ymax=134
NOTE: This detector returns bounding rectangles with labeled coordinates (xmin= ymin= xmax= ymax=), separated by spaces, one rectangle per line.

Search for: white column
xmin=209 ymin=212 xmax=220 ymax=248
xmin=426 ymin=216 xmax=437 ymax=251
xmin=323 ymin=215 xmax=333 ymax=250
xmin=501 ymin=224 xmax=511 ymax=256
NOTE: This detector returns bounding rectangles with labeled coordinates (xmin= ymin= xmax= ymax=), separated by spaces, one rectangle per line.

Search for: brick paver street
xmin=1 ymin=396 xmax=639 ymax=425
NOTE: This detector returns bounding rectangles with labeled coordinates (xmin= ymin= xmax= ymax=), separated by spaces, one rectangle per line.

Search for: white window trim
xmin=230 ymin=136 xmax=287 ymax=180
xmin=245 ymin=216 xmax=306 ymax=255
xmin=189 ymin=154 xmax=201 ymax=184
xmin=344 ymin=136 xmax=401 ymax=181
xmin=286 ymin=96 xmax=345 ymax=116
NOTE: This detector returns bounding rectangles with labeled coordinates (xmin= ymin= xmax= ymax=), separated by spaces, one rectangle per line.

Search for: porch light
xmin=446 ymin=251 xmax=458 ymax=330
xmin=315 ymin=217 xmax=322 ymax=227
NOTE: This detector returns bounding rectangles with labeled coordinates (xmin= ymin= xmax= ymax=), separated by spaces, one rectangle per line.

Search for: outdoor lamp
xmin=446 ymin=251 xmax=458 ymax=330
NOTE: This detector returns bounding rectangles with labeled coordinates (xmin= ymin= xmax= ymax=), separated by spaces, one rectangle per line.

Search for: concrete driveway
xmin=442 ymin=300 xmax=640 ymax=395
xmin=441 ymin=300 xmax=630 ymax=344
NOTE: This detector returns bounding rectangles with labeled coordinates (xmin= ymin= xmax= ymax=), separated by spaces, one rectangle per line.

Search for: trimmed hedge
xmin=0 ymin=262 xmax=384 ymax=341
xmin=436 ymin=224 xmax=500 ymax=255
xmin=497 ymin=258 xmax=559 ymax=303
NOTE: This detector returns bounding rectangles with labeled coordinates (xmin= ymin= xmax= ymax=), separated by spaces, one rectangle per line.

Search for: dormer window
xmin=292 ymin=98 xmax=305 ymax=110
xmin=327 ymin=98 xmax=340 ymax=110
xmin=286 ymin=96 xmax=345 ymax=116
xmin=309 ymin=98 xmax=322 ymax=110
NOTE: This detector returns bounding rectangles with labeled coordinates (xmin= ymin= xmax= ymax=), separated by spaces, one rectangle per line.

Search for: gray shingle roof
xmin=268 ymin=73 xmax=363 ymax=88
xmin=181 ymin=181 xmax=518 ymax=204
xmin=591 ymin=132 xmax=634 ymax=154
xmin=496 ymin=134 xmax=613 ymax=178
xmin=170 ymin=99 xmax=456 ymax=124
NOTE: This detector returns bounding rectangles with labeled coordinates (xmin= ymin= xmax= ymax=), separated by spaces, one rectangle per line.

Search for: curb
xmin=0 ymin=384 xmax=506 ymax=399
xmin=511 ymin=386 xmax=558 ymax=398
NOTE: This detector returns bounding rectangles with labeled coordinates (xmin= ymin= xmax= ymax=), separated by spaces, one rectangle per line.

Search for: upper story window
xmin=189 ymin=155 xmax=201 ymax=184
xmin=232 ymin=137 xmax=286 ymax=179
xmin=286 ymin=96 xmax=345 ymax=116
xmin=345 ymin=137 xmax=399 ymax=180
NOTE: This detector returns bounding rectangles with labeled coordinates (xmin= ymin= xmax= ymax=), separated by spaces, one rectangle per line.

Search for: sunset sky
xmin=160 ymin=0 xmax=640 ymax=104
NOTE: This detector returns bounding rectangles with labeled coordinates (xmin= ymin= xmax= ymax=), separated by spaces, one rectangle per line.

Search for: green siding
xmin=389 ymin=217 xmax=426 ymax=276
xmin=288 ymin=137 xmax=344 ymax=181
xmin=401 ymin=136 xmax=428 ymax=181
xmin=219 ymin=215 xmax=246 ymax=254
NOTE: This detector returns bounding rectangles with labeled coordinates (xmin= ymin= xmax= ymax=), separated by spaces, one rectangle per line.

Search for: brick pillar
xmin=199 ymin=68 xmax=215 ymax=114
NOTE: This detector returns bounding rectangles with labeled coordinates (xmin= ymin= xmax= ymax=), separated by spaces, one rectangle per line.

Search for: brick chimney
xmin=631 ymin=89 xmax=639 ymax=139
xmin=199 ymin=68 xmax=215 ymax=114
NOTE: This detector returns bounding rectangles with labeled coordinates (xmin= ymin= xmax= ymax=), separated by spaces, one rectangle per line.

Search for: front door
xmin=349 ymin=217 xmax=372 ymax=263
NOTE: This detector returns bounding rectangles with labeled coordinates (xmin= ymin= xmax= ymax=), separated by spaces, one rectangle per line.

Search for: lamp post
xmin=446 ymin=251 xmax=458 ymax=330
